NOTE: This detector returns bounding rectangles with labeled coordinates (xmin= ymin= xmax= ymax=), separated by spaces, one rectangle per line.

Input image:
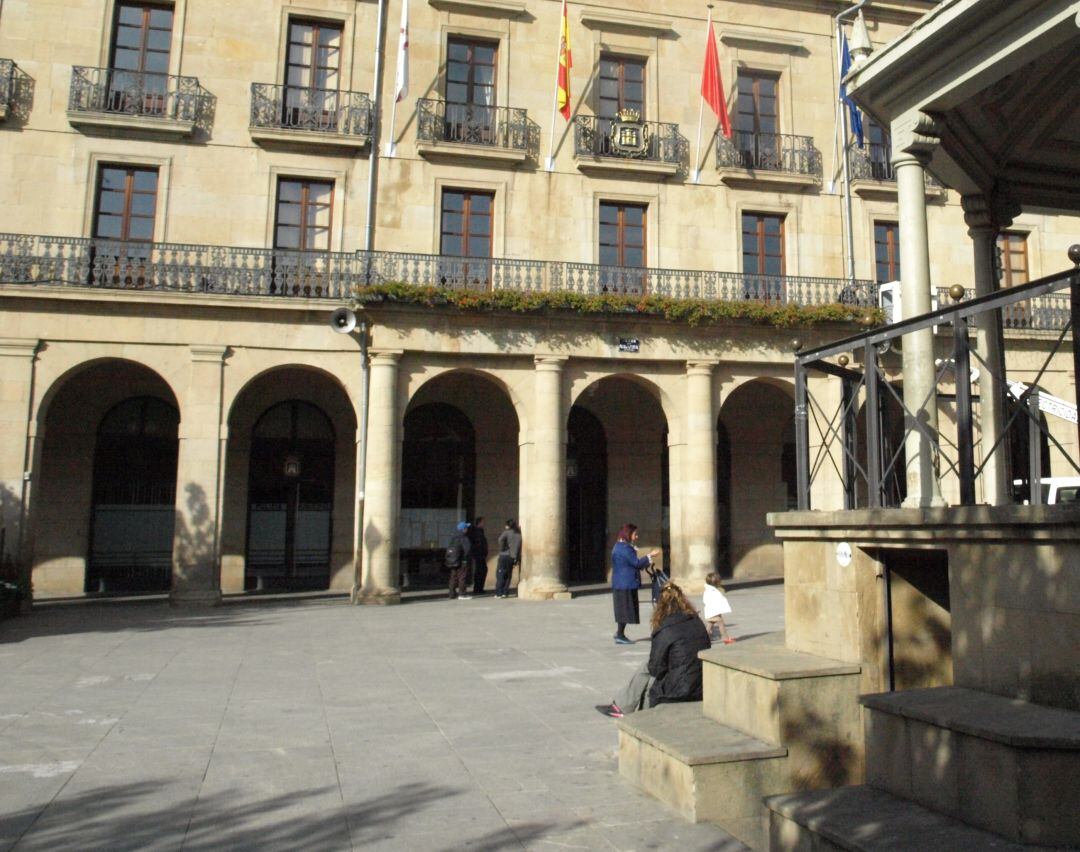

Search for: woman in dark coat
xmin=610 ymin=523 xmax=659 ymax=645
xmin=647 ymin=582 xmax=712 ymax=707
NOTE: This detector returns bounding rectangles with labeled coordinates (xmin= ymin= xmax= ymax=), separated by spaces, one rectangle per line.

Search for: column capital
xmin=961 ymin=193 xmax=1020 ymax=234
xmin=369 ymin=349 xmax=403 ymax=365
xmin=534 ymin=355 xmax=568 ymax=371
xmin=0 ymin=338 xmax=40 ymax=359
xmin=891 ymin=110 xmax=941 ymax=167
xmin=686 ymin=359 xmax=719 ymax=376
xmin=189 ymin=344 xmax=228 ymax=364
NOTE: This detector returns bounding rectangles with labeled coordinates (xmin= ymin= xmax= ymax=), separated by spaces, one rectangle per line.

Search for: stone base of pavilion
xmin=616 ymin=505 xmax=1080 ymax=850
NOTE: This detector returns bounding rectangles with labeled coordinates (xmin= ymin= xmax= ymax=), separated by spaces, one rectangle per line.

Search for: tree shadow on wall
xmin=1 ymin=778 xmax=585 ymax=850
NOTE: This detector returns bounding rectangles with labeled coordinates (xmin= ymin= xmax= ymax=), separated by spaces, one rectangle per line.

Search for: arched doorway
xmin=245 ymin=400 xmax=335 ymax=590
xmin=400 ymin=402 xmax=476 ymax=589
xmin=87 ymin=396 xmax=179 ymax=593
xmin=566 ymin=406 xmax=607 ymax=583
xmin=719 ymin=380 xmax=794 ymax=579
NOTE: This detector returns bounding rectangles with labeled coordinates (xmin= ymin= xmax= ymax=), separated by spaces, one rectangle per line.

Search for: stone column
xmin=519 ymin=355 xmax=569 ymax=600
xmin=0 ymin=339 xmax=39 ymax=595
xmin=171 ymin=345 xmax=227 ymax=606
xmin=682 ymin=360 xmax=718 ymax=590
xmin=962 ymin=194 xmax=1013 ymax=505
xmin=894 ymin=148 xmax=945 ymax=508
xmin=357 ymin=350 xmax=402 ymax=605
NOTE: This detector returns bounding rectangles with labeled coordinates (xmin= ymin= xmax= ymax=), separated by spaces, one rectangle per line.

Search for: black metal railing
xmin=573 ymin=116 xmax=687 ymax=170
xmin=250 ymin=83 xmax=372 ymax=137
xmin=0 ymin=59 xmax=33 ymax=122
xmin=848 ymin=143 xmax=944 ymax=189
xmin=794 ymin=255 xmax=1080 ymax=511
xmin=0 ymin=232 xmax=880 ymax=307
xmin=716 ymin=130 xmax=822 ymax=181
xmin=416 ymin=99 xmax=536 ymax=156
xmin=717 ymin=129 xmax=816 ymax=181
xmin=69 ymin=65 xmax=209 ymax=123
xmin=0 ymin=59 xmax=14 ymax=112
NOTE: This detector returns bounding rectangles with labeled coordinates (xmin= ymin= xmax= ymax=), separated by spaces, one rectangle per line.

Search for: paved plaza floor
xmin=0 ymin=582 xmax=784 ymax=851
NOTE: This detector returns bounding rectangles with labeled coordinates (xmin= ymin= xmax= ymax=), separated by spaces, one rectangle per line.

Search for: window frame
xmin=734 ymin=69 xmax=779 ymax=136
xmin=598 ymin=201 xmax=647 ymax=269
xmin=874 ymin=220 xmax=901 ymax=284
xmin=273 ymin=177 xmax=335 ymax=252
xmin=997 ymin=231 xmax=1029 ymax=287
xmin=439 ymin=189 xmax=494 ymax=259
xmin=597 ymin=53 xmax=647 ymax=120
xmin=742 ymin=211 xmax=785 ymax=276
xmin=93 ymin=163 xmax=160 ymax=242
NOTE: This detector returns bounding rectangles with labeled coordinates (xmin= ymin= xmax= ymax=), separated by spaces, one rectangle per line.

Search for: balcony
xmin=415 ymin=99 xmax=538 ymax=165
xmin=0 ymin=232 xmax=888 ymax=312
xmin=573 ymin=115 xmax=687 ymax=179
xmin=715 ymin=130 xmax=822 ymax=190
xmin=0 ymin=59 xmax=33 ymax=123
xmin=849 ymin=143 xmax=946 ymax=199
xmin=935 ymin=287 xmax=1069 ymax=333
xmin=249 ymin=84 xmax=372 ymax=151
xmin=67 ymin=66 xmax=212 ymax=138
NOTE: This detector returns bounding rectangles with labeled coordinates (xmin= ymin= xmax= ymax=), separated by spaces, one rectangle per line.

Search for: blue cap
xmin=456 ymin=521 xmax=470 ymax=532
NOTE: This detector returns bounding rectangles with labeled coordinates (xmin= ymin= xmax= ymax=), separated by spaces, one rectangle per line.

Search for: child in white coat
xmin=703 ymin=572 xmax=736 ymax=644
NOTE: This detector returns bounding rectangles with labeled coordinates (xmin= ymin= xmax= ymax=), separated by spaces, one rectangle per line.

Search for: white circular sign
xmin=835 ymin=542 xmax=853 ymax=568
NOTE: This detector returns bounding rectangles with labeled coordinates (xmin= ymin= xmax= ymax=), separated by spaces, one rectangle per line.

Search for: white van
xmin=1012 ymin=477 xmax=1080 ymax=505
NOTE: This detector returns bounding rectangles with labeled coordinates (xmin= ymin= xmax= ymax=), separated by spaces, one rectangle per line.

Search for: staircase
xmin=765 ymin=686 xmax=1080 ymax=849
xmin=616 ymin=632 xmax=863 ymax=849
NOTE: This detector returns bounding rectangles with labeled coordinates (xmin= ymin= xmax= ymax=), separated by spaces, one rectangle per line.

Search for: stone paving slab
xmin=0 ymin=583 xmax=783 ymax=850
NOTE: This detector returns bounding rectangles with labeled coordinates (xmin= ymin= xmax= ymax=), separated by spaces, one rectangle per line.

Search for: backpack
xmin=445 ymin=536 xmax=463 ymax=568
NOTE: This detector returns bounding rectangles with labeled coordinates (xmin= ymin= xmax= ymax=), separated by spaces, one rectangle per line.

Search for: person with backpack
xmin=445 ymin=521 xmax=472 ymax=600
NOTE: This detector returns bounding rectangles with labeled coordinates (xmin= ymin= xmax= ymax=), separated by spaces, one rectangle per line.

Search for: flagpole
xmin=546 ymin=0 xmax=567 ymax=171
xmin=692 ymin=6 xmax=714 ymax=184
xmin=837 ymin=21 xmax=856 ymax=287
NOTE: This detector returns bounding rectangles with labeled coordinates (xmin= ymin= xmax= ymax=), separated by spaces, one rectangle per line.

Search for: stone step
xmin=766 ymin=785 xmax=1040 ymax=851
xmin=617 ymin=701 xmax=787 ymax=850
xmin=860 ymin=686 xmax=1080 ymax=847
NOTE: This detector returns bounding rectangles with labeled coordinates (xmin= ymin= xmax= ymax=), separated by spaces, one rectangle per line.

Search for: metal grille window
xmin=874 ymin=221 xmax=901 ymax=283
xmin=997 ymin=232 xmax=1029 ymax=287
xmin=599 ymin=202 xmax=646 ymax=268
xmin=274 ymin=179 xmax=333 ymax=251
xmin=598 ymin=55 xmax=645 ymax=119
xmin=110 ymin=2 xmax=173 ymax=111
xmin=94 ymin=165 xmax=158 ymax=241
xmin=284 ymin=19 xmax=342 ymax=125
xmin=742 ymin=213 xmax=785 ymax=276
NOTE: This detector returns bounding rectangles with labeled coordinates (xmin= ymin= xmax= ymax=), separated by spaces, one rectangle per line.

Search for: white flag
xmin=394 ymin=0 xmax=409 ymax=103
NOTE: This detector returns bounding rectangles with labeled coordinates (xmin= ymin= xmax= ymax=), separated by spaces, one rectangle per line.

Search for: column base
xmin=169 ymin=589 xmax=222 ymax=607
xmin=353 ymin=588 xmax=401 ymax=606
xmin=517 ymin=577 xmax=572 ymax=600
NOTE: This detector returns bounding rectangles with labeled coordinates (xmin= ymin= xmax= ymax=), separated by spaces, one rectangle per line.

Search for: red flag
xmin=556 ymin=0 xmax=572 ymax=120
xmin=701 ymin=14 xmax=731 ymax=138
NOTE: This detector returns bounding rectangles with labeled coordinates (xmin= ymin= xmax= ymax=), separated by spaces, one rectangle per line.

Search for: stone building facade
xmin=0 ymin=0 xmax=1075 ymax=603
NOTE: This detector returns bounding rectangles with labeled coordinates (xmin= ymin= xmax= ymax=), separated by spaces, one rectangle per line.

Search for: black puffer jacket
xmin=647 ymin=612 xmax=712 ymax=707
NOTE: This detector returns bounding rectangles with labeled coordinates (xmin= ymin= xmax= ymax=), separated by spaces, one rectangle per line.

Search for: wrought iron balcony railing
xmin=935 ymin=286 xmax=1070 ymax=332
xmin=716 ymin=130 xmax=822 ymax=180
xmin=573 ymin=116 xmax=687 ymax=170
xmin=0 ymin=58 xmax=33 ymax=122
xmin=250 ymin=83 xmax=372 ymax=137
xmin=69 ymin=66 xmax=210 ymax=124
xmin=848 ymin=142 xmax=944 ymax=189
xmin=0 ymin=232 xmax=882 ymax=309
xmin=416 ymin=99 xmax=537 ymax=156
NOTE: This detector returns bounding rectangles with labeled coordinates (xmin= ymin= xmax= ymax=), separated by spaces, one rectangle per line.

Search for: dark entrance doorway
xmin=566 ymin=405 xmax=608 ymax=583
xmin=245 ymin=400 xmax=335 ymax=590
xmin=399 ymin=402 xmax=476 ymax=589
xmin=716 ymin=421 xmax=731 ymax=577
xmin=87 ymin=396 xmax=179 ymax=593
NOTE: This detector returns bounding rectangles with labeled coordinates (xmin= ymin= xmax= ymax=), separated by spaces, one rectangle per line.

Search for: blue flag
xmin=840 ymin=33 xmax=864 ymax=149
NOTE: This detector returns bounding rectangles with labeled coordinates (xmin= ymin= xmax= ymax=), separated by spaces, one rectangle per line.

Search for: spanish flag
xmin=556 ymin=0 xmax=572 ymax=120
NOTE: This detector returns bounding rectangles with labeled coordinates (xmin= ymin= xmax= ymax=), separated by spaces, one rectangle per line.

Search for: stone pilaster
xmin=0 ymin=339 xmax=40 ymax=594
xmin=681 ymin=360 xmax=718 ymax=591
xmin=357 ymin=350 xmax=402 ymax=605
xmin=962 ymin=194 xmax=1016 ymax=505
xmin=170 ymin=344 xmax=228 ymax=606
xmin=893 ymin=136 xmax=946 ymax=508
xmin=519 ymin=355 xmax=569 ymax=600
